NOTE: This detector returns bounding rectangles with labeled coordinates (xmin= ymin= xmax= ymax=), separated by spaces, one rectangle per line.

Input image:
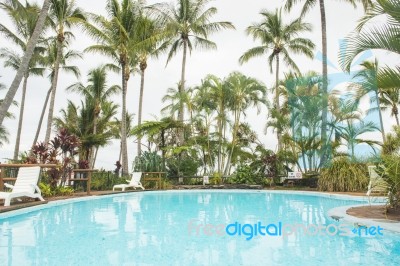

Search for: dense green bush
xmin=230 ymin=164 xmax=264 ymax=185
xmin=133 ymin=151 xmax=163 ymax=172
xmin=318 ymin=157 xmax=368 ymax=192
xmin=166 ymin=155 xmax=200 ymax=177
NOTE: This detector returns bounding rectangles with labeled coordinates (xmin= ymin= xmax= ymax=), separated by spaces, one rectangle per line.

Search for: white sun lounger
xmin=0 ymin=166 xmax=44 ymax=207
xmin=113 ymin=172 xmax=145 ymax=191
xmin=366 ymin=165 xmax=388 ymax=196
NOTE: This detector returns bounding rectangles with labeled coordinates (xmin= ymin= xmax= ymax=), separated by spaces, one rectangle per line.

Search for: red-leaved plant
xmin=26 ymin=129 xmax=80 ymax=188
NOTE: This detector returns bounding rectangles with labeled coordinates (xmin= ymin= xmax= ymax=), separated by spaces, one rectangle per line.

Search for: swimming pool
xmin=0 ymin=190 xmax=399 ymax=265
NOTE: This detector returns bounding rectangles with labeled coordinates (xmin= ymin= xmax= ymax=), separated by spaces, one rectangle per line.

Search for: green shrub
xmin=318 ymin=157 xmax=368 ymax=192
xmin=56 ymin=186 xmax=74 ymax=196
xmin=377 ymin=155 xmax=400 ymax=209
xmin=39 ymin=182 xmax=74 ymax=197
xmin=211 ymin=172 xmax=222 ymax=185
xmin=39 ymin=182 xmax=54 ymax=197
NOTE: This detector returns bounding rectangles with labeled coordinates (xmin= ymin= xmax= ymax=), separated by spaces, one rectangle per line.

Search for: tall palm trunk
xmin=32 ymin=87 xmax=51 ymax=147
xmin=13 ymin=74 xmax=29 ymax=160
xmin=217 ymin=103 xmax=223 ymax=175
xmin=137 ymin=60 xmax=147 ymax=156
xmin=92 ymin=146 xmax=99 ymax=168
xmin=178 ymin=39 xmax=188 ymax=145
xmin=392 ymin=104 xmax=399 ymax=127
xmin=224 ymin=108 xmax=241 ymax=175
xmin=44 ymin=39 xmax=63 ymax=143
xmin=319 ymin=0 xmax=329 ymax=167
xmin=161 ymin=130 xmax=166 ymax=171
xmin=275 ymin=53 xmax=281 ymax=152
xmin=376 ymin=90 xmax=386 ymax=141
xmin=119 ymin=142 xmax=122 ymax=162
xmin=120 ymin=63 xmax=129 ymax=176
xmin=89 ymin=112 xmax=98 ymax=168
xmin=0 ymin=0 xmax=50 ymax=125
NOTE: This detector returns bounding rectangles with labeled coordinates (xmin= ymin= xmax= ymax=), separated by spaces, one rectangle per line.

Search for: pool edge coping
xmin=327 ymin=205 xmax=400 ymax=233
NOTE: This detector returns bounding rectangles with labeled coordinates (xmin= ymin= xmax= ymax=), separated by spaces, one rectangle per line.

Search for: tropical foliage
xmin=0 ymin=0 xmax=399 ymax=193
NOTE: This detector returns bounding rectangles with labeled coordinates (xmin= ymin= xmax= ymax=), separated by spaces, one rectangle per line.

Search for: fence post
xmin=0 ymin=166 xmax=4 ymax=191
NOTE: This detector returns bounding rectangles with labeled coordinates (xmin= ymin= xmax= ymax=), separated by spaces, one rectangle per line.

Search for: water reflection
xmin=0 ymin=192 xmax=399 ymax=265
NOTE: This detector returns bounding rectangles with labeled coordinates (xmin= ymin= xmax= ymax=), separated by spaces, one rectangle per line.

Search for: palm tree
xmin=44 ymin=0 xmax=86 ymax=144
xmin=379 ymin=89 xmax=400 ymax=127
xmin=340 ymin=0 xmax=400 ymax=132
xmin=131 ymin=117 xmax=186 ymax=170
xmin=239 ymin=8 xmax=314 ymax=151
xmin=285 ymin=0 xmax=372 ymax=165
xmin=0 ymin=0 xmax=46 ymax=160
xmin=340 ymin=0 xmax=400 ymax=71
xmin=291 ymin=75 xmax=323 ymax=172
xmin=223 ymin=72 xmax=266 ymax=175
xmin=135 ymin=15 xmax=165 ymax=156
xmin=161 ymin=84 xmax=187 ymax=119
xmin=32 ymin=40 xmax=82 ymax=147
xmin=340 ymin=121 xmax=380 ymax=158
xmin=66 ymin=65 xmax=120 ymax=166
xmin=200 ymin=75 xmax=229 ymax=175
xmin=0 ymin=0 xmax=51 ymax=126
xmin=351 ymin=60 xmax=386 ymax=141
xmin=150 ymin=0 xmax=235 ymax=133
xmin=54 ymin=99 xmax=119 ymax=164
xmin=84 ymin=0 xmax=142 ymax=176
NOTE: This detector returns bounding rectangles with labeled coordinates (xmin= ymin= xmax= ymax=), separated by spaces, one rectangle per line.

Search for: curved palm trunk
xmin=44 ymin=40 xmax=63 ymax=144
xmin=121 ymin=64 xmax=129 ymax=176
xmin=319 ymin=0 xmax=329 ymax=167
xmin=275 ymin=53 xmax=281 ymax=152
xmin=0 ymin=0 xmax=50 ymax=126
xmin=32 ymin=86 xmax=52 ymax=147
xmin=137 ymin=62 xmax=146 ymax=156
xmin=13 ymin=74 xmax=29 ymax=160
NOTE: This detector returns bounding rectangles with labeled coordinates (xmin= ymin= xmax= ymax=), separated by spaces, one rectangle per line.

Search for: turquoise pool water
xmin=0 ymin=191 xmax=399 ymax=265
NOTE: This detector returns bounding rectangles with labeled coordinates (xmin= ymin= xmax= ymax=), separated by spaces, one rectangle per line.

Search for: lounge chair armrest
xmin=126 ymin=180 xmax=131 ymax=183
xmin=4 ymin=183 xmax=14 ymax=189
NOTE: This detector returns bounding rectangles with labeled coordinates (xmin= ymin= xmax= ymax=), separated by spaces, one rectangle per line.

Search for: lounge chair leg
xmin=4 ymin=198 xmax=11 ymax=207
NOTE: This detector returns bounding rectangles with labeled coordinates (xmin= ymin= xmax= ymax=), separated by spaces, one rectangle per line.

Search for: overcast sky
xmin=1 ymin=0 xmax=398 ymax=170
